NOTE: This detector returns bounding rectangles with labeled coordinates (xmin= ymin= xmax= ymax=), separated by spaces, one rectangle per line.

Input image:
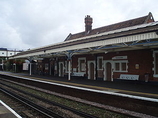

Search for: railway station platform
xmin=0 ymin=71 xmax=158 ymax=99
xmin=0 ymin=100 xmax=22 ymax=118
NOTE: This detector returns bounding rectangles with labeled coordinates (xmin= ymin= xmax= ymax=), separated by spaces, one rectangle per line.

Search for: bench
xmin=119 ymin=74 xmax=139 ymax=80
xmin=71 ymin=72 xmax=85 ymax=77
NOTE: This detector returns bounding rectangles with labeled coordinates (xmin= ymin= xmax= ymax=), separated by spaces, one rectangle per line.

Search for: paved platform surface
xmin=0 ymin=71 xmax=158 ymax=99
xmin=0 ymin=100 xmax=21 ymax=118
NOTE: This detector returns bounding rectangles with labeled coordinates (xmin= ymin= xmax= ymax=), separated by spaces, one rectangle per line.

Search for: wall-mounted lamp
xmin=105 ymin=51 xmax=108 ymax=54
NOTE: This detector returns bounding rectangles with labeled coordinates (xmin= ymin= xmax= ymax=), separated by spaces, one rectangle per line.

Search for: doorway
xmin=104 ymin=61 xmax=113 ymax=81
xmin=59 ymin=62 xmax=64 ymax=77
xmin=88 ymin=61 xmax=95 ymax=80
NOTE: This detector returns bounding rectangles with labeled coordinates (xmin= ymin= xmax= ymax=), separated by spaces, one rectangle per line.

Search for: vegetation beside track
xmin=0 ymin=79 xmax=132 ymax=118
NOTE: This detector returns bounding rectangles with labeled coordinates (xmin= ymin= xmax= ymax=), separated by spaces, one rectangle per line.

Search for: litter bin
xmin=144 ymin=72 xmax=150 ymax=82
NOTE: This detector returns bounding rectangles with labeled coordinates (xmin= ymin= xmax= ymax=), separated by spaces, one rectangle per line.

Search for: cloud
xmin=0 ymin=0 xmax=157 ymax=50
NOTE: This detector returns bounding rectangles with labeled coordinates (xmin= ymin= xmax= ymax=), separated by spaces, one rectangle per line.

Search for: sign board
xmin=72 ymin=72 xmax=85 ymax=76
xmin=23 ymin=63 xmax=29 ymax=70
xmin=135 ymin=64 xmax=139 ymax=69
xmin=112 ymin=56 xmax=127 ymax=60
xmin=45 ymin=63 xmax=49 ymax=70
xmin=120 ymin=74 xmax=139 ymax=80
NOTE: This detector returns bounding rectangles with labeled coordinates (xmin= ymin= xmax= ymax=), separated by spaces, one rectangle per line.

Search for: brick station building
xmin=11 ymin=12 xmax=158 ymax=82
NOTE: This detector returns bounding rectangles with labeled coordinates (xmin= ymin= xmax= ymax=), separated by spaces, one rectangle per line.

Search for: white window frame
xmin=97 ymin=56 xmax=103 ymax=70
xmin=1 ymin=51 xmax=6 ymax=56
xmin=114 ymin=60 xmax=128 ymax=72
xmin=78 ymin=57 xmax=86 ymax=73
xmin=153 ymin=51 xmax=158 ymax=77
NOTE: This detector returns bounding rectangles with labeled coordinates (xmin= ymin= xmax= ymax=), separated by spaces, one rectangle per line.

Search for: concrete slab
xmin=0 ymin=100 xmax=22 ymax=118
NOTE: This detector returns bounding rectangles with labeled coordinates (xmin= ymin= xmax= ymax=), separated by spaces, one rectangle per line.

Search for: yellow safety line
xmin=1 ymin=72 xmax=158 ymax=98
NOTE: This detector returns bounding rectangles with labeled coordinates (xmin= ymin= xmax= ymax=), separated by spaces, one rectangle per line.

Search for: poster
xmin=23 ymin=63 xmax=29 ymax=70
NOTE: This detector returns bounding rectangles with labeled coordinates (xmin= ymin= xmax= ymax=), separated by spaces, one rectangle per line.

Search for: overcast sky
xmin=0 ymin=0 xmax=158 ymax=50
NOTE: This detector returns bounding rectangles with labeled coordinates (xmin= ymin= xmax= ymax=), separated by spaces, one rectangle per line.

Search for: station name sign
xmin=112 ymin=56 xmax=127 ymax=60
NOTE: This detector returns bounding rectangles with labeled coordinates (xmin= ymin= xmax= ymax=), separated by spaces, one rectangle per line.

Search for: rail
xmin=0 ymin=87 xmax=64 ymax=118
xmin=0 ymin=81 xmax=98 ymax=118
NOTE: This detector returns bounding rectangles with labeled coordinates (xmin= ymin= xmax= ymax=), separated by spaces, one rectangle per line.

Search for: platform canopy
xmin=10 ymin=21 xmax=158 ymax=60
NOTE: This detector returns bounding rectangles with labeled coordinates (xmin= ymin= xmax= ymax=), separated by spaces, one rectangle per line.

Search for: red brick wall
xmin=112 ymin=49 xmax=153 ymax=81
xmin=58 ymin=49 xmax=155 ymax=81
xmin=98 ymin=70 xmax=103 ymax=78
xmin=128 ymin=50 xmax=153 ymax=81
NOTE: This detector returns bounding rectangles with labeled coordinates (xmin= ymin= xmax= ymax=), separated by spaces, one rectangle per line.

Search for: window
xmin=115 ymin=63 xmax=120 ymax=71
xmin=10 ymin=53 xmax=12 ymax=55
xmin=122 ymin=63 xmax=127 ymax=71
xmin=114 ymin=61 xmax=128 ymax=72
xmin=78 ymin=58 xmax=86 ymax=72
xmin=97 ymin=57 xmax=103 ymax=70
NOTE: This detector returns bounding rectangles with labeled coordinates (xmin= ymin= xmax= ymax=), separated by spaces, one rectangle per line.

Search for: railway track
xmin=0 ymin=73 xmax=158 ymax=118
xmin=0 ymin=87 xmax=64 ymax=118
xmin=0 ymin=77 xmax=134 ymax=118
xmin=0 ymin=81 xmax=98 ymax=118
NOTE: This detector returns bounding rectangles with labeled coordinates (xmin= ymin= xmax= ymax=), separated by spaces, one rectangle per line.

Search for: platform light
xmin=105 ymin=51 xmax=108 ymax=54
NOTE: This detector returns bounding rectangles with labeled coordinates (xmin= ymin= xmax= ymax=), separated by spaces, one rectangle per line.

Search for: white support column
xmin=111 ymin=68 xmax=114 ymax=81
xmin=65 ymin=51 xmax=73 ymax=81
xmin=29 ymin=63 xmax=32 ymax=75
xmin=68 ymin=60 xmax=71 ymax=81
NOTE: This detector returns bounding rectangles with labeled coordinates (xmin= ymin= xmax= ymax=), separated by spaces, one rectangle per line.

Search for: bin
xmin=144 ymin=73 xmax=150 ymax=82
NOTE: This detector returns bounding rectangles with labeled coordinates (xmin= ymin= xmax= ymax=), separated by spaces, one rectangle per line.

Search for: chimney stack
xmin=85 ymin=15 xmax=93 ymax=33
